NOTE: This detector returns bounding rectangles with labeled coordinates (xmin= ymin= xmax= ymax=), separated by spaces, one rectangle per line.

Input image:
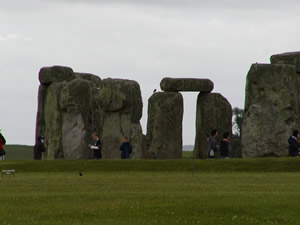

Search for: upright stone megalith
xmin=145 ymin=92 xmax=183 ymax=159
xmin=193 ymin=93 xmax=232 ymax=159
xmin=242 ymin=63 xmax=298 ymax=157
xmin=99 ymin=78 xmax=143 ymax=159
xmin=36 ymin=66 xmax=103 ymax=159
xmin=271 ymin=51 xmax=300 ymax=128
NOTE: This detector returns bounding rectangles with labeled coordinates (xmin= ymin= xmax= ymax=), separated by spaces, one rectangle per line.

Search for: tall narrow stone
xmin=271 ymin=51 xmax=300 ymax=128
xmin=145 ymin=92 xmax=183 ymax=159
xmin=99 ymin=78 xmax=143 ymax=159
xmin=193 ymin=93 xmax=232 ymax=159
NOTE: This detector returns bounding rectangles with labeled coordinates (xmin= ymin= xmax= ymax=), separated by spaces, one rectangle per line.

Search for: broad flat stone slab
xmin=271 ymin=51 xmax=300 ymax=73
xmin=160 ymin=78 xmax=214 ymax=92
xmin=242 ymin=63 xmax=298 ymax=157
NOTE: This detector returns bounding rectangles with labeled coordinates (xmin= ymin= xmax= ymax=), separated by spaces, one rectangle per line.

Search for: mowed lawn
xmin=0 ymin=159 xmax=300 ymax=224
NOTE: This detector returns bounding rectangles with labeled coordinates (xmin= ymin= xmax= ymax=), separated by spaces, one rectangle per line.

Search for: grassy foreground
xmin=0 ymin=159 xmax=300 ymax=225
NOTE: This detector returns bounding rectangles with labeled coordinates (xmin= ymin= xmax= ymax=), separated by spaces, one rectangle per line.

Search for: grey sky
xmin=1 ymin=0 xmax=300 ymax=145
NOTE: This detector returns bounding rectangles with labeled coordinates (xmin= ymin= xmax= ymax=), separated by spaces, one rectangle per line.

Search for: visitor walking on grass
xmin=220 ymin=132 xmax=230 ymax=159
xmin=120 ymin=136 xmax=132 ymax=159
xmin=207 ymin=129 xmax=219 ymax=159
xmin=0 ymin=129 xmax=6 ymax=160
xmin=288 ymin=129 xmax=300 ymax=157
xmin=89 ymin=133 xmax=102 ymax=159
xmin=34 ymin=136 xmax=46 ymax=160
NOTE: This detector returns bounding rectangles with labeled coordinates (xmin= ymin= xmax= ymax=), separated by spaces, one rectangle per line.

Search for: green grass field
xmin=0 ymin=158 xmax=300 ymax=224
xmin=4 ymin=145 xmax=33 ymax=160
xmin=4 ymin=145 xmax=194 ymax=160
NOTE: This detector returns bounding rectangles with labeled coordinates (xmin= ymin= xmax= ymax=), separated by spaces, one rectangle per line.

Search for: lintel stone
xmin=271 ymin=51 xmax=300 ymax=73
xmin=160 ymin=77 xmax=214 ymax=92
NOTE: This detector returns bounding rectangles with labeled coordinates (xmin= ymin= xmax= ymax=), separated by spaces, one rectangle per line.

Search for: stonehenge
xmin=36 ymin=66 xmax=233 ymax=159
xmin=36 ymin=51 xmax=300 ymax=160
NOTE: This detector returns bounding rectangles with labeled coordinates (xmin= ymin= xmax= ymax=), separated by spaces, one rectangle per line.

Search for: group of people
xmin=88 ymin=133 xmax=132 ymax=160
xmin=207 ymin=129 xmax=230 ymax=159
xmin=33 ymin=132 xmax=132 ymax=160
xmin=207 ymin=128 xmax=300 ymax=158
xmin=2 ymin=128 xmax=300 ymax=160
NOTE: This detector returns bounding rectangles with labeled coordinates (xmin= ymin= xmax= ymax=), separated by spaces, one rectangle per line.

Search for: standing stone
xmin=160 ymin=77 xmax=214 ymax=92
xmin=145 ymin=92 xmax=183 ymax=159
xmin=99 ymin=78 xmax=143 ymax=159
xmin=193 ymin=93 xmax=232 ymax=159
xmin=242 ymin=63 xmax=298 ymax=157
xmin=271 ymin=51 xmax=300 ymax=128
xmin=36 ymin=66 xmax=103 ymax=159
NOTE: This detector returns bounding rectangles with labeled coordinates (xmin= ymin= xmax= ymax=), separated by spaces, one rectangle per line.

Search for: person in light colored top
xmin=89 ymin=133 xmax=102 ymax=159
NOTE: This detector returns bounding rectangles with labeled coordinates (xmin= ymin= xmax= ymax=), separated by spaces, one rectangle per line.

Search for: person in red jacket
xmin=0 ymin=130 xmax=6 ymax=160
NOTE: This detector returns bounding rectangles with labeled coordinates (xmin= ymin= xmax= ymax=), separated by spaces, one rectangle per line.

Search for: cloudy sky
xmin=1 ymin=0 xmax=300 ymax=145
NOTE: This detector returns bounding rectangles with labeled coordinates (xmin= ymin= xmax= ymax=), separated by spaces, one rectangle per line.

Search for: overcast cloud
xmin=1 ymin=0 xmax=300 ymax=145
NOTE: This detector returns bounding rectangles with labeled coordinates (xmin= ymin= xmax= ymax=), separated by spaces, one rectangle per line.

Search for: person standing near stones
xmin=288 ymin=129 xmax=300 ymax=157
xmin=0 ymin=129 xmax=7 ymax=160
xmin=89 ymin=133 xmax=102 ymax=159
xmin=207 ymin=129 xmax=219 ymax=159
xmin=34 ymin=136 xmax=46 ymax=160
xmin=220 ymin=132 xmax=230 ymax=159
xmin=120 ymin=136 xmax=132 ymax=159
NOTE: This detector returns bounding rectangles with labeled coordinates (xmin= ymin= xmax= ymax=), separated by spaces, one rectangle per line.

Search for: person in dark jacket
xmin=0 ymin=130 xmax=6 ymax=160
xmin=89 ymin=133 xmax=102 ymax=159
xmin=120 ymin=136 xmax=132 ymax=159
xmin=34 ymin=136 xmax=46 ymax=160
xmin=288 ymin=129 xmax=300 ymax=157
xmin=207 ymin=129 xmax=219 ymax=159
xmin=220 ymin=132 xmax=230 ymax=159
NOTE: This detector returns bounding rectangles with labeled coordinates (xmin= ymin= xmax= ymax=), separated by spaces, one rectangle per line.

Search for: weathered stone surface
xmin=36 ymin=67 xmax=103 ymax=159
xmin=39 ymin=66 xmax=76 ymax=85
xmin=75 ymin=72 xmax=102 ymax=83
xmin=99 ymin=78 xmax=144 ymax=159
xmin=37 ymin=69 xmax=145 ymax=159
xmin=242 ymin=63 xmax=298 ymax=157
xmin=99 ymin=78 xmax=142 ymax=123
xmin=145 ymin=92 xmax=183 ymax=159
xmin=271 ymin=51 xmax=300 ymax=73
xmin=160 ymin=77 xmax=214 ymax=92
xmin=193 ymin=93 xmax=232 ymax=159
